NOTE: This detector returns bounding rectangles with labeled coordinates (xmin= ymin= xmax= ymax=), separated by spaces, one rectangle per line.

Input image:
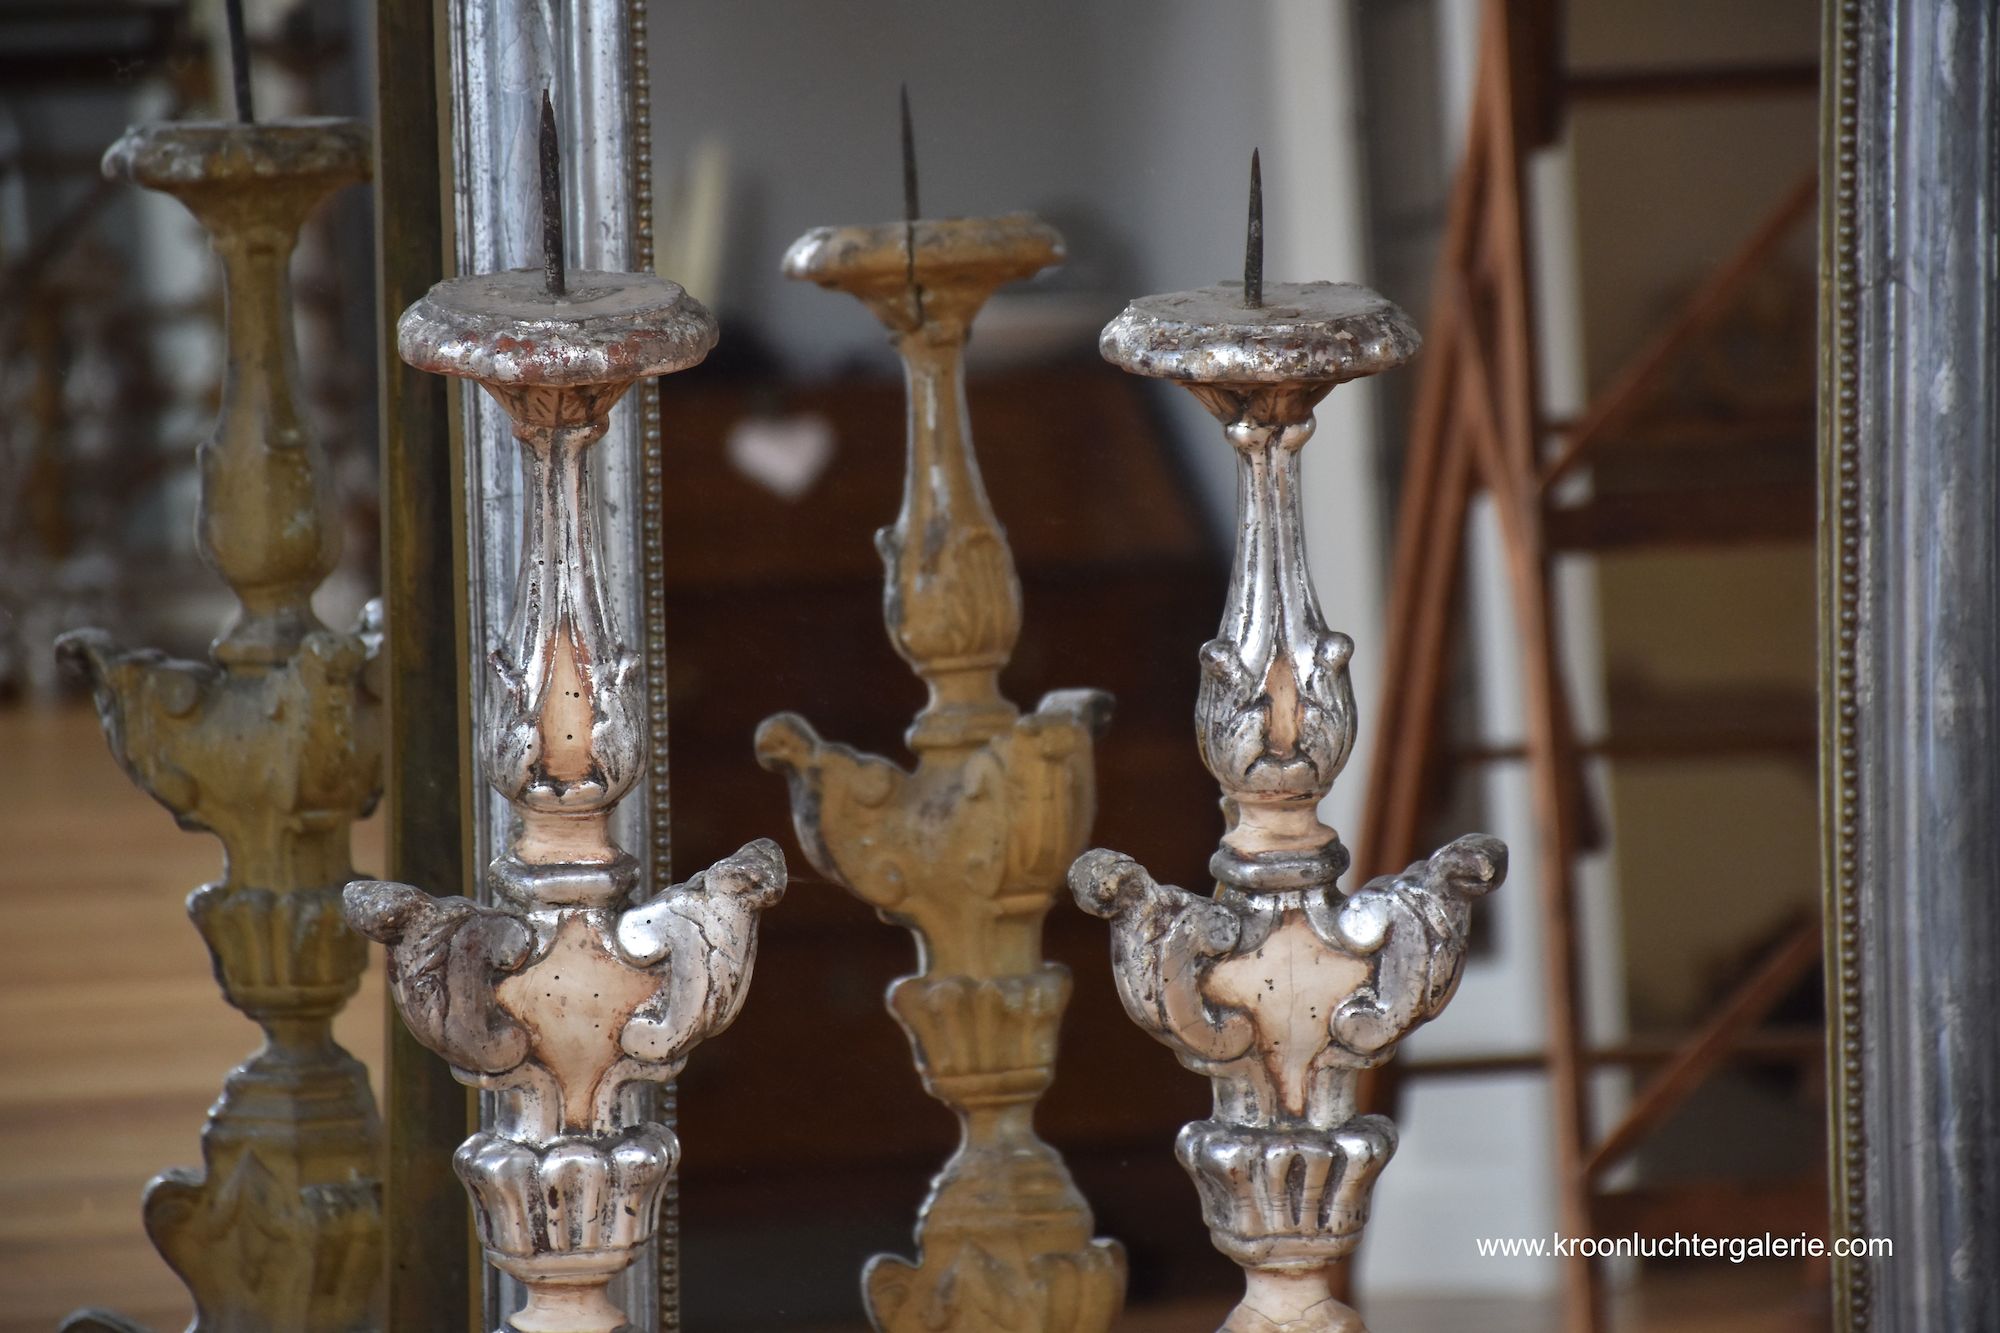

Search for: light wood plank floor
xmin=0 ymin=705 xmax=1826 ymax=1332
xmin=0 ymin=703 xmax=385 ymax=1333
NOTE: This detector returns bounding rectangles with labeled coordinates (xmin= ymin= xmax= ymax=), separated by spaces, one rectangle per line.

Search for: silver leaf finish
xmin=347 ymin=267 xmax=781 ymax=1333
xmin=1076 ymin=279 xmax=1502 ymax=1332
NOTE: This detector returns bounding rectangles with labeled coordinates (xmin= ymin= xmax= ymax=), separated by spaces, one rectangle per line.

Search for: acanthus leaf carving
xmin=349 ymin=839 xmax=785 ymax=1118
xmin=615 ymin=837 xmax=788 ymax=1071
xmin=1326 ymin=834 xmax=1505 ymax=1059
xmin=1068 ymin=850 xmax=1254 ymax=1069
xmin=343 ymin=881 xmax=535 ymax=1078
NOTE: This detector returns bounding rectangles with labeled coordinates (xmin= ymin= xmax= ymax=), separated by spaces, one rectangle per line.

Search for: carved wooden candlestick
xmin=1069 ymin=162 xmax=1505 ymax=1333
xmin=757 ymin=201 xmax=1125 ymax=1332
xmin=343 ymin=114 xmax=785 ymax=1333
xmin=57 ymin=118 xmax=383 ymax=1333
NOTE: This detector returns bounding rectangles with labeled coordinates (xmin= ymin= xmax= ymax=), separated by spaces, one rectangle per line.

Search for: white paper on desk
xmin=725 ymin=413 xmax=836 ymax=501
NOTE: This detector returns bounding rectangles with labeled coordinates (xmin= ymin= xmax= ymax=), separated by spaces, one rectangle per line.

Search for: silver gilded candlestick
xmin=1069 ymin=162 xmax=1504 ymax=1333
xmin=344 ymin=246 xmax=786 ymax=1333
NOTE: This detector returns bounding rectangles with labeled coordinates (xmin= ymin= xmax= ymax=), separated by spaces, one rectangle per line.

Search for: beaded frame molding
xmin=1819 ymin=1 xmax=2000 ymax=1329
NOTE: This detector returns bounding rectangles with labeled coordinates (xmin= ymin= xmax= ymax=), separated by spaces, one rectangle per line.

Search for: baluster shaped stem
xmin=346 ymin=264 xmax=785 ymax=1333
xmin=1071 ymin=275 xmax=1504 ymax=1333
xmin=198 ymin=161 xmax=341 ymax=664
xmin=56 ymin=119 xmax=383 ymax=1333
xmin=884 ymin=305 xmax=1022 ymax=752
xmin=757 ymin=215 xmax=1124 ymax=1333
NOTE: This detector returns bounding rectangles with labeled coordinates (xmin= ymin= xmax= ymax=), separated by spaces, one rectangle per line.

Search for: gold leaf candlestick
xmin=756 ymin=169 xmax=1126 ymax=1329
xmin=344 ymin=106 xmax=785 ymax=1333
xmin=57 ymin=118 xmax=383 ymax=1333
xmin=1069 ymin=159 xmax=1505 ymax=1333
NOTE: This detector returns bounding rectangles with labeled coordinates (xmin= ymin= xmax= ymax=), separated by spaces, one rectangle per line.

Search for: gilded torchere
xmin=1068 ymin=157 xmax=1505 ymax=1333
xmin=57 ymin=116 xmax=384 ymax=1332
xmin=343 ymin=103 xmax=785 ymax=1333
xmin=755 ymin=100 xmax=1126 ymax=1333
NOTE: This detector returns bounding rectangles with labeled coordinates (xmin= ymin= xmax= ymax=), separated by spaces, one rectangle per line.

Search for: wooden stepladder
xmin=1354 ymin=4 xmax=1824 ymax=1327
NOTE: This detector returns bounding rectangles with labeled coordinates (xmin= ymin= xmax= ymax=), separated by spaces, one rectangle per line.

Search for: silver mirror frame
xmin=1820 ymin=1 xmax=2000 ymax=1328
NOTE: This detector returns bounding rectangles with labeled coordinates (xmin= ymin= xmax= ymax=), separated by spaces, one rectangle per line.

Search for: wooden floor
xmin=0 ymin=704 xmax=1826 ymax=1332
xmin=0 ymin=703 xmax=386 ymax=1333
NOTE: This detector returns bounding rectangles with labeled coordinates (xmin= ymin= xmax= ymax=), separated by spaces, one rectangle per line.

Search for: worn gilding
xmin=759 ymin=212 xmax=1126 ymax=1333
xmin=58 ymin=119 xmax=383 ymax=1333
xmin=1076 ymin=274 xmax=1497 ymax=1333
